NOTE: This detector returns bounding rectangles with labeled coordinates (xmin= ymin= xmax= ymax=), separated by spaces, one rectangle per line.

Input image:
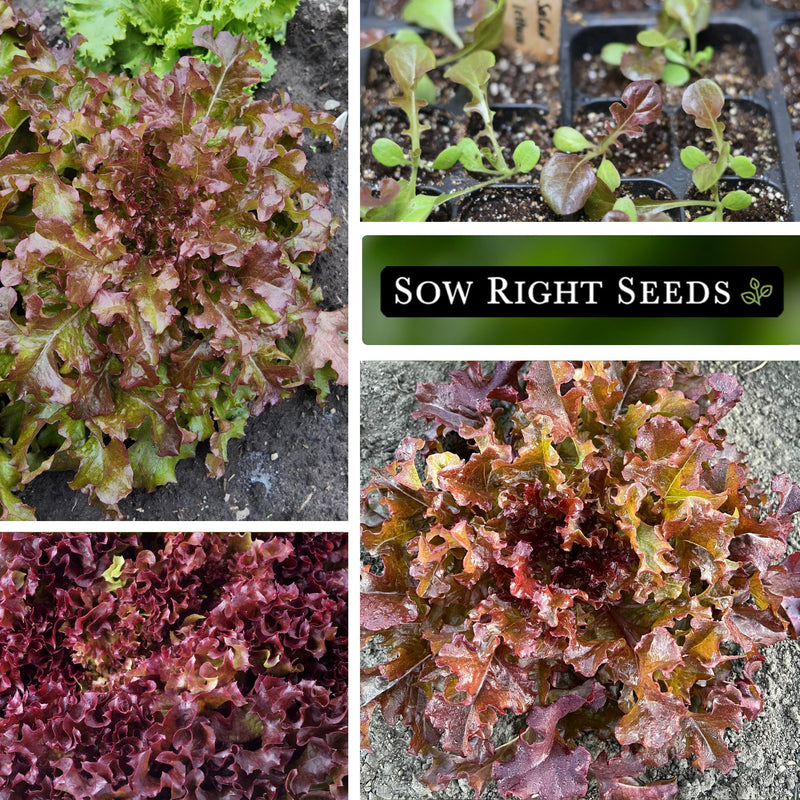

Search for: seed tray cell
xmin=362 ymin=0 xmax=800 ymax=220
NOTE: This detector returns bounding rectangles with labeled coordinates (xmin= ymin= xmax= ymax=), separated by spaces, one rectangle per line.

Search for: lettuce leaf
xmin=63 ymin=0 xmax=301 ymax=80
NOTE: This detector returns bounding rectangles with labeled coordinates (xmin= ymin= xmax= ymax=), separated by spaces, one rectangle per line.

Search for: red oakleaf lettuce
xmin=361 ymin=361 xmax=800 ymax=798
xmin=0 ymin=4 xmax=347 ymax=519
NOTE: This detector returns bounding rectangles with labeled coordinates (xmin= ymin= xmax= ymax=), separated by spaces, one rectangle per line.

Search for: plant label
xmin=503 ymin=0 xmax=561 ymax=64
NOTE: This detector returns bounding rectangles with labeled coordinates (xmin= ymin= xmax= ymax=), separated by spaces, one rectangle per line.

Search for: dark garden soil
xmin=11 ymin=0 xmax=348 ymax=522
xmin=360 ymin=360 xmax=800 ymax=800
xmin=486 ymin=48 xmax=561 ymax=108
xmin=684 ymin=180 xmax=789 ymax=220
xmin=458 ymin=185 xmax=559 ymax=220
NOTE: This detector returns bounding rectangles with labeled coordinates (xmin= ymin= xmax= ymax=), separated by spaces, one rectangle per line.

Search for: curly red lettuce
xmin=361 ymin=361 xmax=800 ymax=799
xmin=0 ymin=532 xmax=347 ymax=799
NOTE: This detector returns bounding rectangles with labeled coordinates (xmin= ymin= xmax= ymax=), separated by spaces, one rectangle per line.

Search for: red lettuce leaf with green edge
xmin=0 ymin=532 xmax=347 ymax=799
xmin=0 ymin=4 xmax=346 ymax=519
xmin=361 ymin=361 xmax=800 ymax=799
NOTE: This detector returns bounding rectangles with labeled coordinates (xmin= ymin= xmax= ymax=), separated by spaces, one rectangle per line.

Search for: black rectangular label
xmin=380 ymin=266 xmax=783 ymax=318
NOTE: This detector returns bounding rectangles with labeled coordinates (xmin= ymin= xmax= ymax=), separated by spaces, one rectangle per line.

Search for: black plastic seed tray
xmin=361 ymin=0 xmax=800 ymax=220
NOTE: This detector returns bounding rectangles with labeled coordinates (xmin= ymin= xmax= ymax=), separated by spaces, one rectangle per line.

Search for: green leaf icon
xmin=742 ymin=278 xmax=773 ymax=306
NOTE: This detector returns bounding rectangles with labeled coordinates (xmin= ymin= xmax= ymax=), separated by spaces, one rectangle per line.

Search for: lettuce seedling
xmin=678 ymin=78 xmax=756 ymax=219
xmin=0 ymin=4 xmax=346 ymax=519
xmin=434 ymin=51 xmax=540 ymax=180
xmin=361 ymin=0 xmax=539 ymax=221
xmin=362 ymin=361 xmax=800 ymax=800
xmin=541 ymin=80 xmax=663 ymax=216
xmin=602 ymin=0 xmax=713 ymax=86
xmin=63 ymin=0 xmax=299 ymax=80
xmin=361 ymin=35 xmax=443 ymax=222
xmin=595 ymin=78 xmax=756 ymax=222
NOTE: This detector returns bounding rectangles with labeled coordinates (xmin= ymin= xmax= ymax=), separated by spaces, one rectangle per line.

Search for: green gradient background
xmin=363 ymin=235 xmax=800 ymax=345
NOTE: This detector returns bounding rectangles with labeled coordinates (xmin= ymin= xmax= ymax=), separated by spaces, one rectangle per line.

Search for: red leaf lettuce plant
xmin=0 ymin=531 xmax=347 ymax=799
xmin=0 ymin=3 xmax=347 ymax=519
xmin=361 ymin=361 xmax=800 ymax=799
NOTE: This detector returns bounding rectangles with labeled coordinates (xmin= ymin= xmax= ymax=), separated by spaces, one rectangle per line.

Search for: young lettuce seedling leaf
xmin=403 ymin=0 xmax=464 ymax=49
xmin=607 ymin=80 xmax=663 ymax=139
xmin=680 ymin=78 xmax=756 ymax=216
xmin=444 ymin=49 xmax=495 ymax=125
xmin=385 ymin=39 xmax=437 ymax=114
xmin=372 ymin=138 xmax=410 ymax=167
xmin=513 ymin=140 xmax=541 ymax=172
xmin=463 ymin=0 xmax=505 ymax=53
xmin=597 ymin=159 xmax=621 ymax=191
xmin=541 ymin=154 xmax=597 ymax=215
xmin=553 ymin=127 xmax=592 ymax=153
xmin=682 ymin=77 xmax=724 ymax=129
xmin=542 ymin=80 xmax=662 ymax=215
xmin=437 ymin=0 xmax=506 ymax=66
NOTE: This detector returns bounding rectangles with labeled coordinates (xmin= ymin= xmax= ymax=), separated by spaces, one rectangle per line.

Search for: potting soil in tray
xmin=361 ymin=0 xmax=800 ymax=220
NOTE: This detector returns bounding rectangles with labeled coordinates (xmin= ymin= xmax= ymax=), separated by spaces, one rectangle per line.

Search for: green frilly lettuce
xmin=63 ymin=0 xmax=300 ymax=80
